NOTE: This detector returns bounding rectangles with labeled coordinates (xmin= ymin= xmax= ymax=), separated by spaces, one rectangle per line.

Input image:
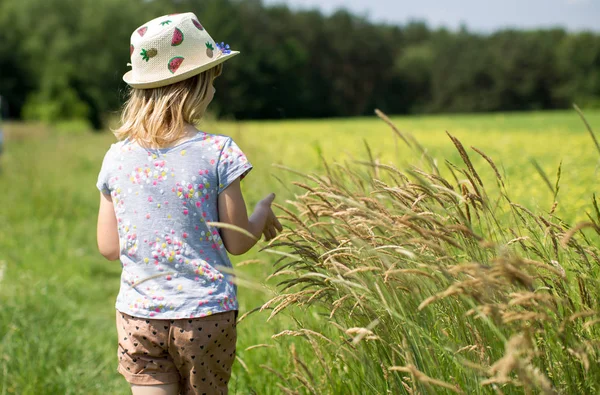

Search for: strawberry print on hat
xmin=168 ymin=56 xmax=184 ymax=73
xmin=172 ymin=28 xmax=184 ymax=46
xmin=137 ymin=26 xmax=148 ymax=37
xmin=192 ymin=19 xmax=204 ymax=31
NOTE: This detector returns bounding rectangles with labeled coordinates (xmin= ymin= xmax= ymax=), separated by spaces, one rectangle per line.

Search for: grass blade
xmin=530 ymin=158 xmax=554 ymax=195
xmin=574 ymin=104 xmax=600 ymax=158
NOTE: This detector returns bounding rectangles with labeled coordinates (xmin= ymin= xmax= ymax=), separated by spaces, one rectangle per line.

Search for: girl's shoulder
xmin=102 ymin=132 xmax=240 ymax=160
xmin=105 ymin=138 xmax=148 ymax=160
xmin=164 ymin=131 xmax=238 ymax=155
xmin=103 ymin=139 xmax=129 ymax=155
xmin=189 ymin=131 xmax=232 ymax=144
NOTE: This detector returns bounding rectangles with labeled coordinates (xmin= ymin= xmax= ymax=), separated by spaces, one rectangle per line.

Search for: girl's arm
xmin=97 ymin=192 xmax=120 ymax=261
xmin=218 ymin=178 xmax=282 ymax=256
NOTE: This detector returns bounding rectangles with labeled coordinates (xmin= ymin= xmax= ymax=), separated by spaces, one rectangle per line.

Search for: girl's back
xmin=97 ymin=131 xmax=251 ymax=319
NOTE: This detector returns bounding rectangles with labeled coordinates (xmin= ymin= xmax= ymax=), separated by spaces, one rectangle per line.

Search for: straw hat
xmin=123 ymin=12 xmax=239 ymax=89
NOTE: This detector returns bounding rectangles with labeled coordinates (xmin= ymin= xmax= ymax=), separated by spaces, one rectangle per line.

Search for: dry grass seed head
xmin=446 ymin=131 xmax=483 ymax=188
xmin=389 ymin=365 xmax=464 ymax=394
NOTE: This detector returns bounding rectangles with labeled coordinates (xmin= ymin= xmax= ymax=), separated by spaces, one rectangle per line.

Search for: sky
xmin=263 ymin=0 xmax=600 ymax=32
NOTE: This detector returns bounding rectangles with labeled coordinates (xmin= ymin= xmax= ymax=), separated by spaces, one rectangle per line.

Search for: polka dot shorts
xmin=116 ymin=310 xmax=237 ymax=394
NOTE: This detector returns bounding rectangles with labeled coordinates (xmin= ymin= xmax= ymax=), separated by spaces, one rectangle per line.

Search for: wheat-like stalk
xmin=245 ymin=109 xmax=600 ymax=394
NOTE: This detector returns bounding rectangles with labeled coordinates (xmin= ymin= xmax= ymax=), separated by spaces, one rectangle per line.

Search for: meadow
xmin=1 ymin=109 xmax=599 ymax=394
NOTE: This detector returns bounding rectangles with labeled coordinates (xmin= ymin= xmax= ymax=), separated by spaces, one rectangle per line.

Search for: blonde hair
xmin=115 ymin=64 xmax=223 ymax=147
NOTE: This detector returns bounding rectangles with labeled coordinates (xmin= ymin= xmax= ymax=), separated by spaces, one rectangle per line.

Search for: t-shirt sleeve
xmin=96 ymin=147 xmax=114 ymax=195
xmin=217 ymin=137 xmax=253 ymax=194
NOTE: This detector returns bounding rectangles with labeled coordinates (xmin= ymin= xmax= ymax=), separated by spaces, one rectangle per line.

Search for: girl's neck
xmin=138 ymin=123 xmax=199 ymax=149
xmin=171 ymin=123 xmax=199 ymax=145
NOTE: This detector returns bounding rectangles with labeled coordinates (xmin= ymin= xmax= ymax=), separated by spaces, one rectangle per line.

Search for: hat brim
xmin=123 ymin=51 xmax=239 ymax=89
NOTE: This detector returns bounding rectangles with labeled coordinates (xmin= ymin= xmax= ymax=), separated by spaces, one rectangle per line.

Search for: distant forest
xmin=0 ymin=0 xmax=599 ymax=128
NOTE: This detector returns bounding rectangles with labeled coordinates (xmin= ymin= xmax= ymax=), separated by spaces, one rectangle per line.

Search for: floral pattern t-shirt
xmin=96 ymin=131 xmax=252 ymax=319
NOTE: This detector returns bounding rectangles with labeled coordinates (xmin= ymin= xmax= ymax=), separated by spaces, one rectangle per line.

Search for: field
xmin=1 ymin=110 xmax=600 ymax=394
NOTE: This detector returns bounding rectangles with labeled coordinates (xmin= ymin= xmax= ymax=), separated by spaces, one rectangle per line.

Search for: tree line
xmin=0 ymin=0 xmax=599 ymax=128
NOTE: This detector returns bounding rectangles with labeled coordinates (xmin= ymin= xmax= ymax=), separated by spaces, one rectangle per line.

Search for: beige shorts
xmin=116 ymin=310 xmax=237 ymax=394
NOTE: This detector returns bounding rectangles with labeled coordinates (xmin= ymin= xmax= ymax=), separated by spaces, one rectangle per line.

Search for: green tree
xmin=555 ymin=32 xmax=600 ymax=108
xmin=0 ymin=0 xmax=598 ymax=125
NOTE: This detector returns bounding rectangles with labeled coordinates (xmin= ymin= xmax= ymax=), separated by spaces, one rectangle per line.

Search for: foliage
xmin=0 ymin=111 xmax=599 ymax=393
xmin=0 ymin=0 xmax=599 ymax=127
xmin=258 ymin=111 xmax=600 ymax=393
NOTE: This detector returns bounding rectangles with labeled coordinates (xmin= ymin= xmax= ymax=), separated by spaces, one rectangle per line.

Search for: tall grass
xmin=256 ymin=109 xmax=600 ymax=394
xmin=1 ymin=112 xmax=598 ymax=394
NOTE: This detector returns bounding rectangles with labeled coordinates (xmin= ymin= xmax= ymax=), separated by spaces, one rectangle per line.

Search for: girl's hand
xmin=255 ymin=193 xmax=283 ymax=241
xmin=262 ymin=207 xmax=283 ymax=241
xmin=218 ymin=180 xmax=283 ymax=255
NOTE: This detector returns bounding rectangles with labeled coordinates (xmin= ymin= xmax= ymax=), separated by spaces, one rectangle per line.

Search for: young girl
xmin=96 ymin=13 xmax=281 ymax=395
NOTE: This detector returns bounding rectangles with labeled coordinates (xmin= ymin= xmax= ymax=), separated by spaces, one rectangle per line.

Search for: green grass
xmin=0 ymin=110 xmax=599 ymax=394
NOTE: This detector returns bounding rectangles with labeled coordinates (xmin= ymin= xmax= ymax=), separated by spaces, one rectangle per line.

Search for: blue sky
xmin=263 ymin=0 xmax=600 ymax=32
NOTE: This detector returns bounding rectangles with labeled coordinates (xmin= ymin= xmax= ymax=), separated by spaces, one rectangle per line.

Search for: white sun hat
xmin=123 ymin=12 xmax=239 ymax=89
